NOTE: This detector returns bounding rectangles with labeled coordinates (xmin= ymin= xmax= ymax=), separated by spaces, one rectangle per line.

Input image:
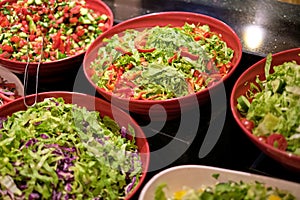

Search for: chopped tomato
xmin=266 ymin=133 xmax=288 ymax=151
xmin=1 ymin=45 xmax=14 ymax=53
xmin=10 ymin=36 xmax=21 ymax=43
xmin=69 ymin=17 xmax=78 ymax=23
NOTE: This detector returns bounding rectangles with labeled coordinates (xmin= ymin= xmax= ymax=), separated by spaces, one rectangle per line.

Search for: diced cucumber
xmin=35 ymin=0 xmax=42 ymax=5
xmin=19 ymin=32 xmax=27 ymax=38
xmin=270 ymin=79 xmax=285 ymax=93
xmin=27 ymin=0 xmax=34 ymax=4
xmin=237 ymin=95 xmax=250 ymax=112
xmin=80 ymin=8 xmax=88 ymax=15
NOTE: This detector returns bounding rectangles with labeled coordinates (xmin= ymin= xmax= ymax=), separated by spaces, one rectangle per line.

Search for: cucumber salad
xmin=237 ymin=54 xmax=300 ymax=155
xmin=0 ymin=0 xmax=110 ymax=62
xmin=90 ymin=23 xmax=234 ymax=100
xmin=0 ymin=97 xmax=142 ymax=199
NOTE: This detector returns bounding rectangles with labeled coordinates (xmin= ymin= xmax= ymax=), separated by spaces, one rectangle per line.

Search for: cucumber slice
xmin=237 ymin=95 xmax=251 ymax=112
xmin=271 ymin=79 xmax=285 ymax=93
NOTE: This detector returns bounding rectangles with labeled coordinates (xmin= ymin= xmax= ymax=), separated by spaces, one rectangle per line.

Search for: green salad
xmin=155 ymin=179 xmax=295 ymax=200
xmin=90 ymin=23 xmax=234 ymax=100
xmin=237 ymin=54 xmax=300 ymax=155
xmin=0 ymin=97 xmax=142 ymax=199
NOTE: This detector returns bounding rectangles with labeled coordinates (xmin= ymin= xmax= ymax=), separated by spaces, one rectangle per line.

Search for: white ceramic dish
xmin=139 ymin=165 xmax=300 ymax=200
xmin=0 ymin=65 xmax=24 ymax=97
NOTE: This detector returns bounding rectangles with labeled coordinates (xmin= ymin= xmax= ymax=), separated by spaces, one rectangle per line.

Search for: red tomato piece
xmin=10 ymin=36 xmax=21 ymax=43
xmin=240 ymin=118 xmax=255 ymax=131
xmin=266 ymin=133 xmax=288 ymax=151
xmin=70 ymin=5 xmax=81 ymax=14
xmin=69 ymin=17 xmax=78 ymax=23
xmin=1 ymin=45 xmax=14 ymax=53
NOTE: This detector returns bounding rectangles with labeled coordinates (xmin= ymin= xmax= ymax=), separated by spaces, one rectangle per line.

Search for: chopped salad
xmin=0 ymin=75 xmax=21 ymax=106
xmin=0 ymin=97 xmax=142 ymax=199
xmin=90 ymin=23 xmax=234 ymax=100
xmin=237 ymin=54 xmax=300 ymax=155
xmin=155 ymin=178 xmax=295 ymax=200
xmin=0 ymin=0 xmax=110 ymax=62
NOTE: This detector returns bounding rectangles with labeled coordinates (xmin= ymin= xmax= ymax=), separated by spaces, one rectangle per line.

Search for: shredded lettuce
xmin=0 ymin=97 xmax=142 ymax=199
xmin=238 ymin=55 xmax=300 ymax=154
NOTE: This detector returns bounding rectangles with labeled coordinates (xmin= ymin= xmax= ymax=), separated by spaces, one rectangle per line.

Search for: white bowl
xmin=0 ymin=65 xmax=24 ymax=98
xmin=139 ymin=165 xmax=300 ymax=200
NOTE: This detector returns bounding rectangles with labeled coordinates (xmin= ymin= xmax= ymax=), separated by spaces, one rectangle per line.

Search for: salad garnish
xmin=0 ymin=0 xmax=110 ymax=62
xmin=0 ymin=75 xmax=21 ymax=106
xmin=0 ymin=97 xmax=142 ymax=199
xmin=237 ymin=54 xmax=300 ymax=155
xmin=90 ymin=23 xmax=234 ymax=100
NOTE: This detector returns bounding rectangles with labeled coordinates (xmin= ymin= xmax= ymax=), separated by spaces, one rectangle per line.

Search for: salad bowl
xmin=83 ymin=11 xmax=242 ymax=120
xmin=0 ymin=91 xmax=150 ymax=199
xmin=139 ymin=165 xmax=300 ymax=199
xmin=230 ymin=48 xmax=300 ymax=171
xmin=0 ymin=0 xmax=113 ymax=83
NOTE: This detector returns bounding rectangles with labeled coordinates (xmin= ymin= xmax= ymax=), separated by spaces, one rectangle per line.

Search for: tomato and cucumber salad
xmin=237 ymin=54 xmax=300 ymax=155
xmin=90 ymin=23 xmax=234 ymax=100
xmin=0 ymin=0 xmax=110 ymax=62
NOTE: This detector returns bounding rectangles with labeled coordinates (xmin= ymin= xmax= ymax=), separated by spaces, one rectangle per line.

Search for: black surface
xmin=11 ymin=0 xmax=300 ymax=199
xmin=102 ymin=0 xmax=300 ymax=57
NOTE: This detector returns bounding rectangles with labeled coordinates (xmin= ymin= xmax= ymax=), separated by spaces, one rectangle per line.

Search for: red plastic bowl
xmin=0 ymin=0 xmax=113 ymax=83
xmin=0 ymin=91 xmax=150 ymax=199
xmin=83 ymin=11 xmax=242 ymax=120
xmin=230 ymin=48 xmax=300 ymax=171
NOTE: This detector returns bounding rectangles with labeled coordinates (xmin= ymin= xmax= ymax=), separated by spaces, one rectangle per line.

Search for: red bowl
xmin=83 ymin=11 xmax=242 ymax=120
xmin=0 ymin=91 xmax=150 ymax=199
xmin=230 ymin=48 xmax=300 ymax=171
xmin=0 ymin=0 xmax=113 ymax=83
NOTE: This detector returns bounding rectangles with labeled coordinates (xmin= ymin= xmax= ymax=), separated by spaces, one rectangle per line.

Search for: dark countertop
xmin=102 ymin=0 xmax=300 ymax=57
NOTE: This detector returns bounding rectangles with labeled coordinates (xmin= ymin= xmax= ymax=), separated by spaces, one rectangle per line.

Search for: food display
xmin=236 ymin=54 xmax=300 ymax=155
xmin=0 ymin=0 xmax=110 ymax=62
xmin=0 ymin=97 xmax=144 ymax=199
xmin=155 ymin=179 xmax=295 ymax=200
xmin=89 ymin=23 xmax=234 ymax=100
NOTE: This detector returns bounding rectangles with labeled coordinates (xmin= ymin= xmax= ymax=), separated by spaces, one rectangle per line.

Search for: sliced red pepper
xmin=168 ymin=53 xmax=178 ymax=63
xmin=137 ymin=47 xmax=156 ymax=53
xmin=180 ymin=51 xmax=199 ymax=60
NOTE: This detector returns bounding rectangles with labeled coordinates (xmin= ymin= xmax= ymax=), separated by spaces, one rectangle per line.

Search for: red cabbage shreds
xmin=0 ymin=97 xmax=143 ymax=199
xmin=0 ymin=117 xmax=7 ymax=129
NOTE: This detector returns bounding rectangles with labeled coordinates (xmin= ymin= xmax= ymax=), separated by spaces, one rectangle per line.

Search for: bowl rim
xmin=0 ymin=0 xmax=114 ymax=65
xmin=83 ymin=11 xmax=242 ymax=104
xmin=0 ymin=91 xmax=150 ymax=199
xmin=230 ymin=47 xmax=300 ymax=163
